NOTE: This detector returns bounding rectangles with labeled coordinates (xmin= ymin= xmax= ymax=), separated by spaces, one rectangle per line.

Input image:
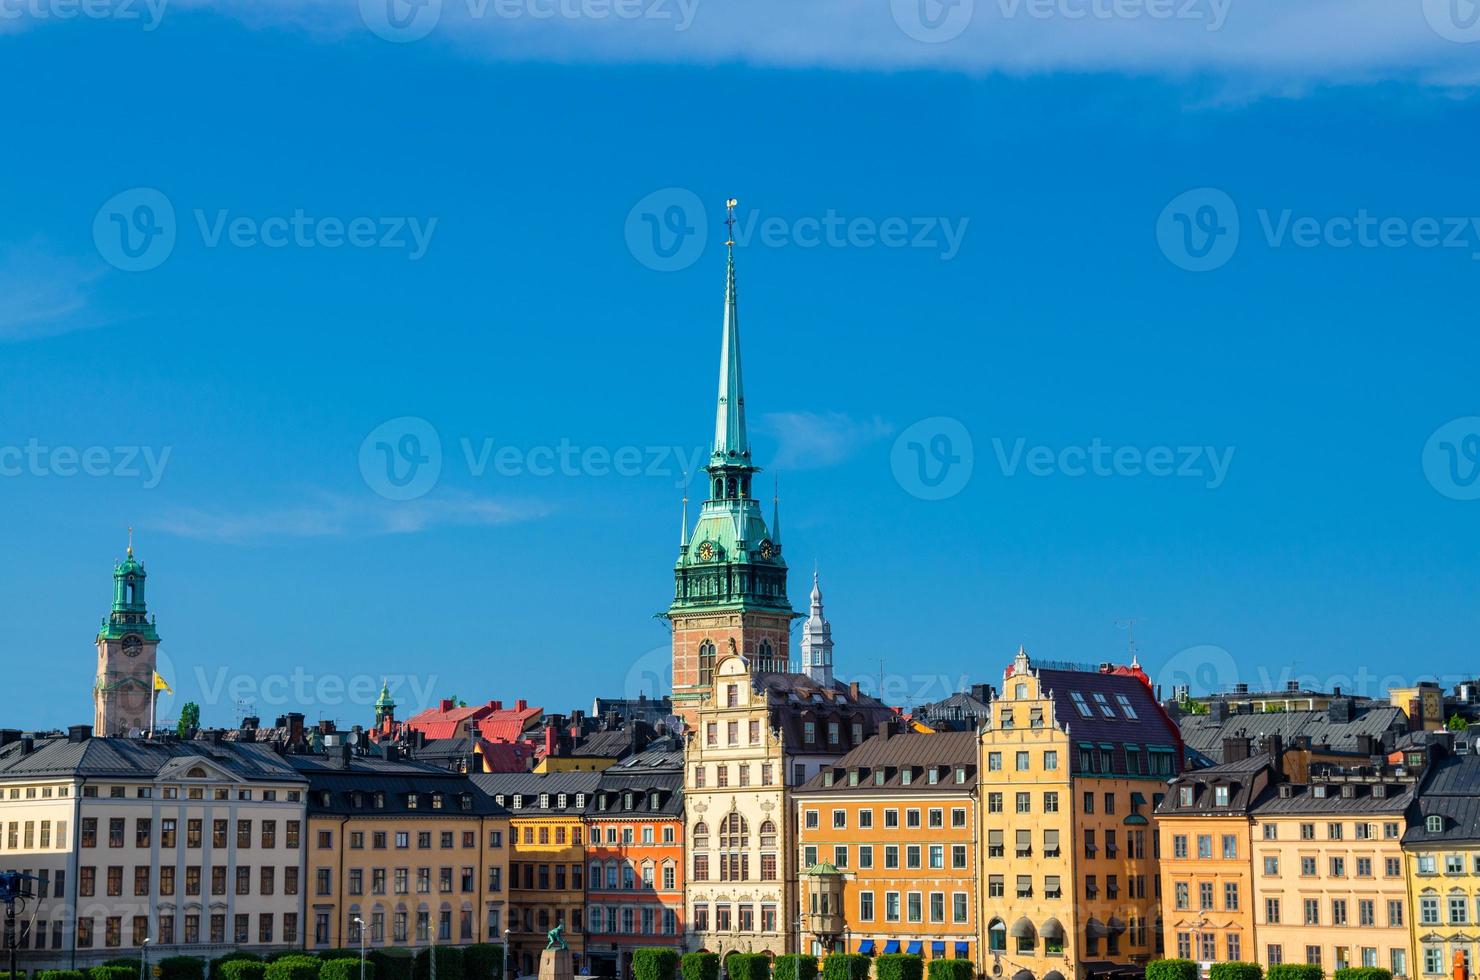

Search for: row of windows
xmin=692 ymin=763 xmax=774 ymax=789
xmin=1 ymin=785 xmax=69 ymax=800
xmin=1415 ymin=853 xmax=1480 ymax=875
xmin=804 ymin=807 xmax=969 ymax=831
xmin=1418 ymin=894 xmax=1480 ymax=925
xmin=803 ymin=843 xmax=970 ymax=872
xmin=78 ymin=784 xmax=297 ymax=802
xmin=72 ymin=911 xmax=298 ymax=949
xmin=80 ymin=817 xmax=300 ymax=849
xmin=1261 ymin=942 xmax=1407 ymax=976
xmin=587 ymin=859 xmax=678 ymax=891
xmin=509 ymin=863 xmax=584 ymax=892
xmin=855 ymin=890 xmax=971 ymax=925
xmin=985 ymin=873 xmax=1151 ymax=901
xmin=339 ymin=907 xmax=477 ymax=945
xmin=2 ymin=819 xmax=67 ymax=851
xmin=325 ymin=828 xmax=481 ymax=851
xmin=984 ymin=827 xmax=1150 ymax=861
xmin=1259 ymin=853 xmax=1404 ymax=878
xmin=690 ymin=903 xmax=779 ymax=933
xmin=1255 ymin=820 xmax=1405 ymax=841
xmin=1256 ymin=896 xmax=1405 ymax=927
xmin=821 ymin=767 xmax=970 ymax=788
xmin=80 ymin=864 xmax=299 ymax=898
xmin=586 ymin=905 xmax=679 ymax=935
xmin=588 ymin=824 xmax=677 ymax=845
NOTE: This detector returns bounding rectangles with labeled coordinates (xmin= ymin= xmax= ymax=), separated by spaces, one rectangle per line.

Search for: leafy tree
xmin=177 ymin=701 xmax=201 ymax=737
xmin=1448 ymin=714 xmax=1470 ymax=732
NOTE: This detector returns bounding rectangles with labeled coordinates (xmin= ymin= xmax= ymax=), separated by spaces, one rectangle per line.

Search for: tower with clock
xmin=93 ymin=537 xmax=161 ymax=735
xmin=668 ymin=204 xmax=797 ymax=727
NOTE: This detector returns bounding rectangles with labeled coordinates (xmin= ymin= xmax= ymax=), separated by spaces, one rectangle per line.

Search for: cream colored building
xmin=684 ymin=653 xmax=890 ymax=958
xmin=0 ymin=727 xmax=308 ymax=969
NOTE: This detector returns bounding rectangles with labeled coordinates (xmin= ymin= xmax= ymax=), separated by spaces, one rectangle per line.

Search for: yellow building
xmin=1158 ymin=754 xmax=1274 ymax=967
xmin=1389 ymin=685 xmax=1445 ymax=732
xmin=1403 ymin=754 xmax=1480 ymax=979
xmin=473 ymin=772 xmax=600 ymax=976
xmin=1251 ymin=764 xmax=1417 ymax=977
xmin=294 ymin=751 xmax=510 ymax=954
xmin=980 ymin=649 xmax=1182 ymax=980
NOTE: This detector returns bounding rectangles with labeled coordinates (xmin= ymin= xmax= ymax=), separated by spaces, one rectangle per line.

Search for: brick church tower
xmin=93 ymin=537 xmax=161 ymax=735
xmin=668 ymin=208 xmax=796 ymax=727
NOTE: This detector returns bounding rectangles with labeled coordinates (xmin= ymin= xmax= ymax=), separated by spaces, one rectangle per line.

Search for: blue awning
xmin=857 ymin=940 xmax=876 ymax=955
xmin=906 ymin=941 xmax=923 ymax=955
xmin=931 ymin=942 xmax=946 ymax=956
xmin=882 ymin=941 xmax=901 ymax=954
xmin=953 ymin=943 xmax=969 ymax=959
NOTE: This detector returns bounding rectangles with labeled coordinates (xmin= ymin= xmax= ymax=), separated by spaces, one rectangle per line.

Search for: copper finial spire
xmin=724 ymin=198 xmax=738 ymax=248
xmin=127 ymin=526 xmax=134 ymax=558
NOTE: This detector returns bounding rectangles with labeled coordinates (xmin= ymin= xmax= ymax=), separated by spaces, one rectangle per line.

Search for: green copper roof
xmin=376 ymin=680 xmax=396 ymax=709
xmin=98 ymin=548 xmax=159 ymax=642
xmin=801 ymin=862 xmax=844 ymax=877
xmin=712 ymin=248 xmax=750 ymax=466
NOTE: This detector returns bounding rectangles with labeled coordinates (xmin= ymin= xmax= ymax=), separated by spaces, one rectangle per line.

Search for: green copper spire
xmin=713 ymin=201 xmax=750 ymax=464
xmin=98 ymin=532 xmax=159 ymax=642
xmin=375 ymin=679 xmax=396 ymax=725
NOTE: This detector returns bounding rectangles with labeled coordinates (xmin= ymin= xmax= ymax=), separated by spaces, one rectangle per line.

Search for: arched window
xmin=718 ymin=813 xmax=750 ymax=882
xmin=759 ymin=821 xmax=777 ymax=848
xmin=988 ymin=918 xmax=1007 ymax=952
xmin=699 ymin=641 xmax=717 ymax=687
xmin=692 ymin=822 xmax=709 ymax=848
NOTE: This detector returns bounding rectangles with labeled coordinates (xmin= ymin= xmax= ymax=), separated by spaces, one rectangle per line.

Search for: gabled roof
xmin=1157 ymin=753 xmax=1274 ymax=817
xmin=0 ymin=735 xmax=305 ymax=783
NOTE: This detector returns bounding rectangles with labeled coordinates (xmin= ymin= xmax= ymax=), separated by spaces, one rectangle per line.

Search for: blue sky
xmin=4 ymin=1 xmax=1480 ymax=731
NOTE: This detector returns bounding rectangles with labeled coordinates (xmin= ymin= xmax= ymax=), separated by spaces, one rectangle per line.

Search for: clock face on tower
xmin=759 ymin=540 xmax=774 ymax=559
xmin=122 ymin=634 xmax=144 ymax=658
xmin=697 ymin=541 xmax=715 ymax=561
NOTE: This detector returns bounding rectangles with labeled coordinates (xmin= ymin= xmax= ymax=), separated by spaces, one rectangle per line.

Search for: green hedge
xmin=318 ymin=954 xmax=361 ymax=965
xmin=367 ymin=953 xmax=413 ymax=980
xmin=102 ymin=963 xmax=139 ymax=972
xmin=0 ymin=972 xmax=28 ymax=980
xmin=219 ymin=964 xmax=266 ymax=980
xmin=413 ymin=947 xmax=463 ymax=980
xmin=1333 ymin=971 xmax=1391 ymax=980
xmin=681 ymin=954 xmax=719 ymax=980
xmin=925 ymin=963 xmax=973 ymax=980
xmin=873 ymin=956 xmax=923 ymax=980
xmin=321 ymin=960 xmax=373 ymax=980
xmin=633 ymin=950 xmax=681 ymax=980
xmin=1147 ymin=962 xmax=1200 ymax=980
xmin=160 ymin=960 xmax=207 ymax=980
xmin=1267 ymin=967 xmax=1324 ymax=980
xmin=90 ymin=967 xmax=136 ymax=980
xmin=463 ymin=945 xmax=503 ymax=980
xmin=772 ymin=957 xmax=816 ymax=980
xmin=1210 ymin=965 xmax=1263 ymax=980
xmin=820 ymin=956 xmax=869 ymax=980
xmin=211 ymin=955 xmax=263 ymax=980
xmin=38 ymin=972 xmax=86 ymax=980
xmin=263 ymin=958 xmax=319 ymax=980
xmin=725 ymin=955 xmax=769 ymax=980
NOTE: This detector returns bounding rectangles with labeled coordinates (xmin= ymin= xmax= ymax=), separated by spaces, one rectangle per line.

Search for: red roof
xmin=404 ymin=699 xmax=542 ymax=742
xmin=477 ymin=739 xmax=534 ymax=773
xmin=475 ymin=704 xmax=544 ymax=743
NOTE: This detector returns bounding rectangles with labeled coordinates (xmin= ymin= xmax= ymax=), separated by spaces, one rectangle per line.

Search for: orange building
xmin=794 ymin=725 xmax=979 ymax=962
xmin=583 ymin=740 xmax=685 ymax=978
xmin=1158 ymin=753 xmax=1275 ymax=966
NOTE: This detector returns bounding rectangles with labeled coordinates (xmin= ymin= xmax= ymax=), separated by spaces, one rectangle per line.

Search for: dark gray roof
xmin=0 ymin=734 xmax=305 ymax=783
xmin=1180 ymin=704 xmax=1406 ymax=762
xmin=1252 ymin=779 xmax=1417 ymax=816
xmin=1405 ymin=755 xmax=1480 ymax=846
xmin=1157 ymin=753 xmax=1275 ymax=816
xmin=915 ymin=692 xmax=991 ymax=732
xmin=470 ymin=771 xmax=601 ymax=812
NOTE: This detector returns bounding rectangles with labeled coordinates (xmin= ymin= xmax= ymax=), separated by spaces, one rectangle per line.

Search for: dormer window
xmin=407 ymin=794 xmax=419 ymax=809
xmin=512 ymin=795 xmax=523 ymax=809
xmin=1214 ymin=785 xmax=1230 ymax=807
xmin=431 ymin=793 xmax=444 ymax=809
xmin=848 ymin=770 xmax=859 ymax=787
xmin=623 ymin=792 xmax=634 ymax=810
xmin=874 ymin=770 xmax=886 ymax=786
xmin=1313 ymin=786 xmax=1328 ymax=799
xmin=373 ymin=792 xmax=385 ymax=808
xmin=901 ymin=769 xmax=913 ymax=786
xmin=575 ymin=794 xmax=586 ymax=808
xmin=955 ymin=767 xmax=967 ymax=784
xmin=1178 ymin=785 xmax=1195 ymax=807
xmin=539 ymin=793 xmax=550 ymax=809
xmin=649 ymin=791 xmax=660 ymax=809
xmin=557 ymin=794 xmax=568 ymax=808
xmin=927 ymin=768 xmax=940 ymax=785
xmin=822 ymin=770 xmax=834 ymax=787
xmin=459 ymin=794 xmax=472 ymax=811
xmin=1427 ymin=815 xmax=1444 ymax=833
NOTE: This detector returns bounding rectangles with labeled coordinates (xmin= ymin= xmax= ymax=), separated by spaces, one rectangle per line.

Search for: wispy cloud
xmin=0 ymin=245 xmax=110 ymax=342
xmin=155 ymin=0 xmax=1480 ymax=91
xmin=154 ymin=489 xmax=550 ymax=544
xmin=757 ymin=411 xmax=894 ymax=471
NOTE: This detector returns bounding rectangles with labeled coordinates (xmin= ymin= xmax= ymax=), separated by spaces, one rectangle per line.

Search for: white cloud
xmin=162 ymin=0 xmax=1480 ymax=90
xmin=757 ymin=411 xmax=894 ymax=470
xmin=0 ymin=246 xmax=109 ymax=342
xmin=154 ymin=489 xmax=550 ymax=543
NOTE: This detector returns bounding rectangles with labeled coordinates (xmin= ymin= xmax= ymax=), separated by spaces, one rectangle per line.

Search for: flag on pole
xmin=153 ymin=672 xmax=172 ymax=694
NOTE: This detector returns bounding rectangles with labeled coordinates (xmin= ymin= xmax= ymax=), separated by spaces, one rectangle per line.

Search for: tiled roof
xmin=797 ymin=730 xmax=978 ymax=794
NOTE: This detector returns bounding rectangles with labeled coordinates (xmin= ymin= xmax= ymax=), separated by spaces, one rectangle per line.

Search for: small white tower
xmin=801 ymin=571 xmax=834 ymax=687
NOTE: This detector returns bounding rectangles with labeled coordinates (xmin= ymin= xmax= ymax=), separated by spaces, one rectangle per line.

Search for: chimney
xmin=490 ymin=700 xmax=503 ymax=711
xmin=1264 ymin=734 xmax=1284 ymax=770
xmin=1233 ymin=682 xmax=1249 ymax=695
xmin=1208 ymin=701 xmax=1230 ymax=723
xmin=19 ymin=736 xmax=35 ymax=756
xmin=515 ymin=699 xmax=528 ymax=712
xmin=1332 ymin=686 xmax=1342 ymax=697
xmin=878 ymin=719 xmax=893 ymax=742
xmin=338 ymin=741 xmax=352 ymax=768
xmin=67 ymin=725 xmax=93 ymax=744
xmin=544 ymin=727 xmax=559 ymax=758
xmin=1328 ymin=698 xmax=1355 ymax=724
xmin=1223 ymin=736 xmax=1251 ymax=762
xmin=0 ymin=730 xmax=20 ymax=747
xmin=849 ymin=681 xmax=861 ymax=701
xmin=605 ymin=711 xmax=620 ymax=730
xmin=287 ymin=713 xmax=305 ymax=746
xmin=242 ymin=716 xmax=260 ymax=730
xmin=439 ymin=699 xmax=454 ymax=712
xmin=1356 ymin=734 xmax=1376 ymax=755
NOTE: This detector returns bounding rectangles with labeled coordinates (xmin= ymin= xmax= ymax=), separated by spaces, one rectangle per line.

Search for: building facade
xmin=793 ymin=727 xmax=978 ymax=962
xmin=1404 ymin=754 xmax=1480 ymax=980
xmin=292 ymin=751 xmax=510 ymax=955
xmin=979 ymin=649 xmax=1183 ymax=980
xmin=0 ymin=728 xmax=308 ymax=969
xmin=583 ymin=741 xmax=685 ymax=978
xmin=94 ymin=544 xmax=161 ymax=736
xmin=472 ymin=772 xmax=600 ymax=976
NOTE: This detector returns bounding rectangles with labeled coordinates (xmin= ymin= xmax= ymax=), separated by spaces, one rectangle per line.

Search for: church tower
xmin=669 ymin=202 xmax=795 ymax=726
xmin=800 ymin=572 xmax=834 ymax=687
xmin=93 ymin=536 xmax=161 ymax=735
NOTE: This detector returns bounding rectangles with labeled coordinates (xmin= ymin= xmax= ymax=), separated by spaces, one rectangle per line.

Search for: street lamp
xmin=140 ymin=938 xmax=152 ymax=980
xmin=354 ymin=918 xmax=367 ymax=980
xmin=503 ymin=927 xmax=512 ymax=980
